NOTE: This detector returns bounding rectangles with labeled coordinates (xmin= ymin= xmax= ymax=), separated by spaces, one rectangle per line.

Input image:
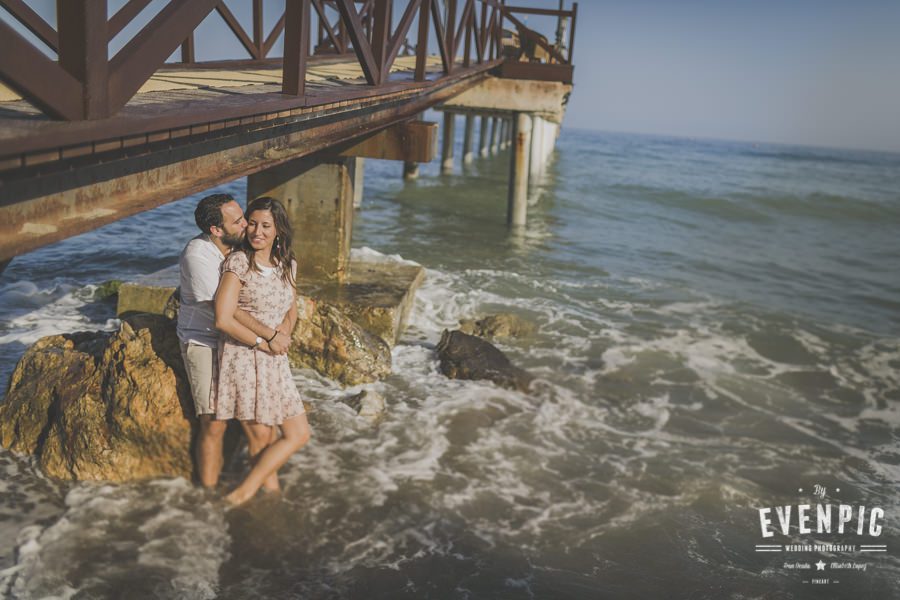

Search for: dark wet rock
xmin=0 ymin=314 xmax=195 ymax=482
xmin=289 ymin=297 xmax=392 ymax=386
xmin=458 ymin=313 xmax=535 ymax=339
xmin=435 ymin=329 xmax=533 ymax=392
xmin=341 ymin=389 xmax=386 ymax=421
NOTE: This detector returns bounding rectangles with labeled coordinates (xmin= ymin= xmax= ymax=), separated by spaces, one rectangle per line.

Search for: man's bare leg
xmin=197 ymin=415 xmax=227 ymax=488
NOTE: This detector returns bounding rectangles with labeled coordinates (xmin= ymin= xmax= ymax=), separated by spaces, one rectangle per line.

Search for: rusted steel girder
xmin=0 ymin=72 xmax=488 ymax=263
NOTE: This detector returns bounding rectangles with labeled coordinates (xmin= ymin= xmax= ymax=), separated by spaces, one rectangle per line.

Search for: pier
xmin=0 ymin=0 xmax=577 ymax=293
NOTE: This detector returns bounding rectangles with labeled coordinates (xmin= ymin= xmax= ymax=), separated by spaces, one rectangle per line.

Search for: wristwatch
xmin=252 ymin=336 xmax=263 ymax=349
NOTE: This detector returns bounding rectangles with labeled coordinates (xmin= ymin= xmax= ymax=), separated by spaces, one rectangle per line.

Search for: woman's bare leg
xmin=240 ymin=422 xmax=281 ymax=493
xmin=226 ymin=413 xmax=311 ymax=506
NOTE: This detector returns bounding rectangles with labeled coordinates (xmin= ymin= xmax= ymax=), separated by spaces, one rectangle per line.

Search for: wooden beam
xmin=216 ymin=2 xmax=260 ymax=60
xmin=336 ymin=121 xmax=438 ymax=161
xmin=57 ymin=0 xmax=109 ymax=119
xmin=334 ymin=0 xmax=380 ymax=85
xmin=430 ymin=0 xmax=451 ymax=74
xmin=312 ymin=0 xmax=343 ymax=54
xmin=385 ymin=0 xmax=421 ymax=76
xmin=0 ymin=20 xmax=83 ymax=120
xmin=0 ymin=0 xmax=58 ymax=51
xmin=108 ymin=0 xmax=153 ymax=41
xmin=263 ymin=12 xmax=286 ymax=57
xmin=283 ymin=0 xmax=310 ymax=96
xmin=370 ymin=0 xmax=390 ymax=84
xmin=414 ymin=0 xmax=431 ymax=82
xmin=108 ymin=0 xmax=221 ymax=113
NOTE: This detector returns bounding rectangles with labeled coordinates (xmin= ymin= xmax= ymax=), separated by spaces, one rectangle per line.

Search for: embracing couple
xmin=176 ymin=193 xmax=311 ymax=506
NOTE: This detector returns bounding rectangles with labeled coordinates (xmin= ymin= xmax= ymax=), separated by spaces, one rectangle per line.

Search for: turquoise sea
xmin=0 ymin=126 xmax=898 ymax=598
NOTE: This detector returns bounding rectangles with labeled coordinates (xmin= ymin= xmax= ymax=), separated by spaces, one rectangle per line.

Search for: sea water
xmin=0 ymin=128 xmax=897 ymax=599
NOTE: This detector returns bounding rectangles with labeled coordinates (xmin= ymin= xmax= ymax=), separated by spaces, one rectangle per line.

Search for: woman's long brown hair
xmin=241 ymin=196 xmax=296 ymax=286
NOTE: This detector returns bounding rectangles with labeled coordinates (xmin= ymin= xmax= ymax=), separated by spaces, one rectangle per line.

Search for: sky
xmin=4 ymin=0 xmax=900 ymax=153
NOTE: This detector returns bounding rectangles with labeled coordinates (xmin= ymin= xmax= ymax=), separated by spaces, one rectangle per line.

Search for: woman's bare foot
xmin=224 ymin=487 xmax=255 ymax=507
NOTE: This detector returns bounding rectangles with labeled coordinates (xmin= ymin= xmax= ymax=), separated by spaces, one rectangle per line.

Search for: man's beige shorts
xmin=180 ymin=341 xmax=215 ymax=416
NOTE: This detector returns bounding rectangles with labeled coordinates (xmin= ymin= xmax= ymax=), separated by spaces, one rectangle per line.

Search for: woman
xmin=214 ymin=196 xmax=311 ymax=506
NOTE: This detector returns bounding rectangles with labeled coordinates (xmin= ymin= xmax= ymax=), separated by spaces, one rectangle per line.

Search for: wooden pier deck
xmin=0 ymin=0 xmax=578 ymax=266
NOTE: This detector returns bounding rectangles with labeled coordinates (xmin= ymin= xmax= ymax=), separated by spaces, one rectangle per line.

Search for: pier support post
xmin=441 ymin=111 xmax=456 ymax=174
xmin=530 ymin=116 xmax=545 ymax=182
xmin=352 ymin=158 xmax=365 ymax=208
xmin=507 ymin=113 xmax=532 ymax=227
xmin=403 ymin=161 xmax=419 ymax=180
xmin=490 ymin=117 xmax=499 ymax=154
xmin=479 ymin=115 xmax=490 ymax=157
xmin=462 ymin=114 xmax=475 ymax=165
xmin=247 ymin=157 xmax=354 ymax=282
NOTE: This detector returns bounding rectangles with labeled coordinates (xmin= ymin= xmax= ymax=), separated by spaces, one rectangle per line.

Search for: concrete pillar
xmin=351 ymin=157 xmax=365 ymax=208
xmin=403 ymin=160 xmax=419 ymax=180
xmin=490 ymin=117 xmax=499 ymax=154
xmin=498 ymin=119 xmax=506 ymax=150
xmin=441 ymin=111 xmax=455 ymax=174
xmin=507 ymin=112 xmax=532 ymax=227
xmin=478 ymin=115 xmax=490 ymax=157
xmin=247 ymin=157 xmax=354 ymax=282
xmin=462 ymin=114 xmax=475 ymax=165
xmin=530 ymin=116 xmax=545 ymax=183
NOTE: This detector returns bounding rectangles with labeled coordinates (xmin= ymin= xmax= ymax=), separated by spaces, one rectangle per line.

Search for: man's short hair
xmin=194 ymin=193 xmax=235 ymax=234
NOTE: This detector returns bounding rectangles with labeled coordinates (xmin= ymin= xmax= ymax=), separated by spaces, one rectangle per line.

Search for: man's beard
xmin=221 ymin=231 xmax=244 ymax=248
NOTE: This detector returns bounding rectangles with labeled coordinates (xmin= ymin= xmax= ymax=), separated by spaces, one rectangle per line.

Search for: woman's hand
xmin=267 ymin=331 xmax=290 ymax=355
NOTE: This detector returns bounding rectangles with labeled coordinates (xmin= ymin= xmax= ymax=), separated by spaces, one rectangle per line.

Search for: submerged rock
xmin=289 ymin=297 xmax=392 ymax=386
xmin=342 ymin=389 xmax=386 ymax=421
xmin=0 ymin=314 xmax=194 ymax=482
xmin=458 ymin=313 xmax=535 ymax=339
xmin=435 ymin=329 xmax=533 ymax=392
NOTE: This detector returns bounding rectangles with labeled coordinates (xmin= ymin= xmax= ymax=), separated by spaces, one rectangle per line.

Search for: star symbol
xmin=815 ymin=560 xmax=826 ymax=571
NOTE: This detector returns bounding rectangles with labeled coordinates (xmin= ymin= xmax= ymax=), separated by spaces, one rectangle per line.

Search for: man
xmin=177 ymin=193 xmax=292 ymax=488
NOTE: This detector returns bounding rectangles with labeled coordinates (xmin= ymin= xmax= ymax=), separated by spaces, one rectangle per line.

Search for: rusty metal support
xmin=283 ymin=0 xmax=311 ymax=96
xmin=58 ymin=0 xmax=109 ymax=119
xmin=507 ymin=112 xmax=531 ymax=227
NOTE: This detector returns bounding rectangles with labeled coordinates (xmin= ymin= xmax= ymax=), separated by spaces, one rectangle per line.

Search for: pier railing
xmin=0 ymin=0 xmax=576 ymax=121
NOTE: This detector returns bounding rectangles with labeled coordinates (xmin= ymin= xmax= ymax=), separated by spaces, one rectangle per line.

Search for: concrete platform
xmin=117 ymin=265 xmax=179 ymax=317
xmin=297 ymin=260 xmax=425 ymax=347
xmin=115 ymin=257 xmax=424 ymax=347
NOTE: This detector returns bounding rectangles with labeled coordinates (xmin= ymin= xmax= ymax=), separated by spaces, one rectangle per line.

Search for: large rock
xmin=435 ymin=330 xmax=533 ymax=392
xmin=458 ymin=313 xmax=535 ymax=339
xmin=289 ymin=297 xmax=392 ymax=386
xmin=0 ymin=314 xmax=194 ymax=481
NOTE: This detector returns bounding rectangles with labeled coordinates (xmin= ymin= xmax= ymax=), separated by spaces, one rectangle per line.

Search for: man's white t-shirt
xmin=177 ymin=234 xmax=225 ymax=348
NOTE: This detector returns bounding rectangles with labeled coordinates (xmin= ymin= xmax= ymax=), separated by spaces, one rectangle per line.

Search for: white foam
xmin=0 ymin=284 xmax=118 ymax=346
xmin=1 ymin=479 xmax=227 ymax=600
